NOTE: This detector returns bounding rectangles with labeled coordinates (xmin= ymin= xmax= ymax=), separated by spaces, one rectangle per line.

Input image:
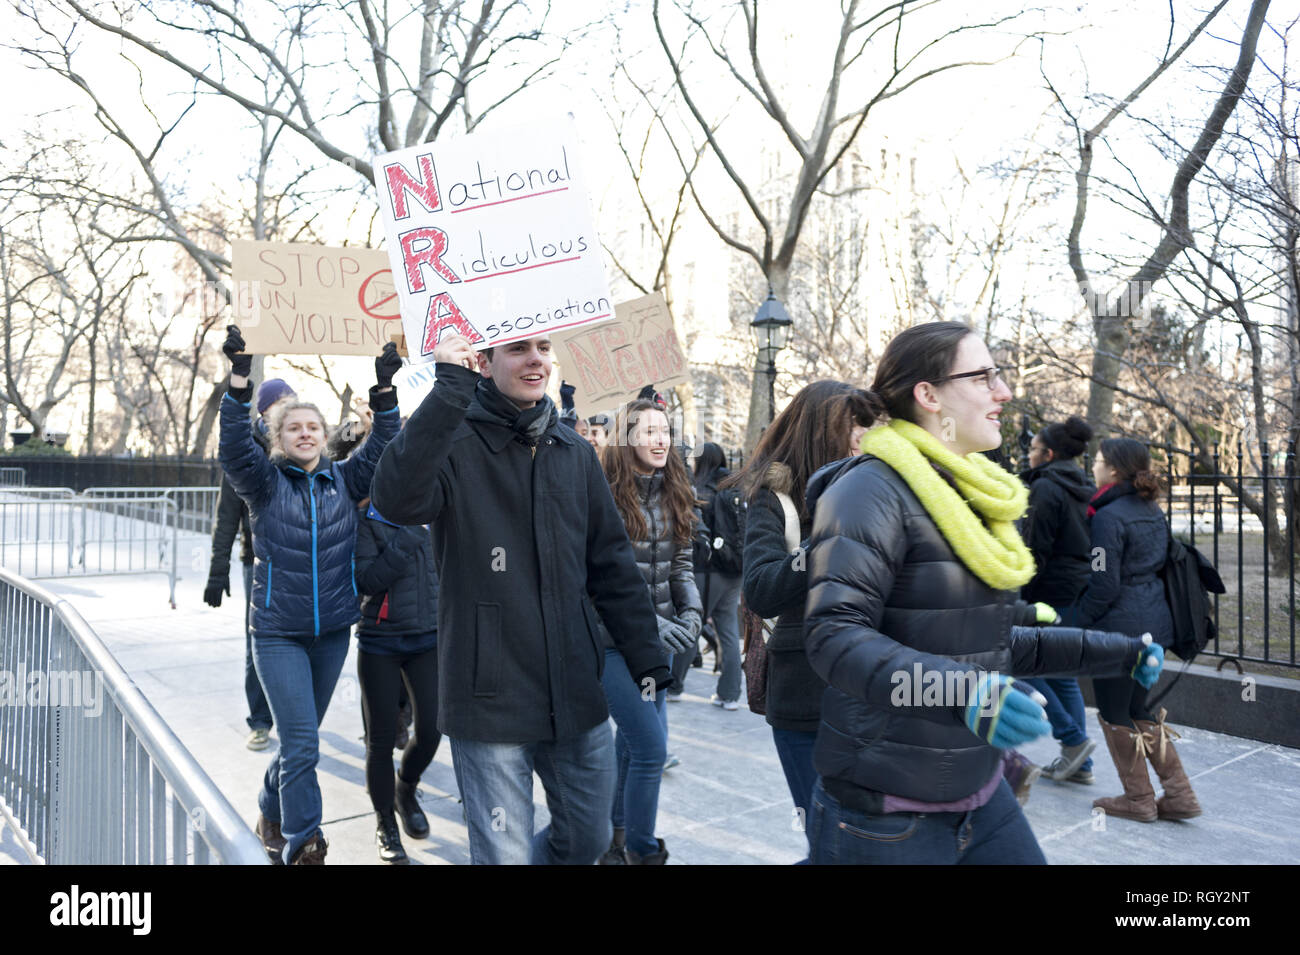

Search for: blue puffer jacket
xmin=219 ymin=388 xmax=399 ymax=642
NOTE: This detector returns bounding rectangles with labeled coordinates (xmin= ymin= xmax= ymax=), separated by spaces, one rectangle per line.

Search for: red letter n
xmin=384 ymin=154 xmax=441 ymax=219
xmin=421 ymin=293 xmax=483 ymax=355
xmin=400 ymin=227 xmax=461 ymax=292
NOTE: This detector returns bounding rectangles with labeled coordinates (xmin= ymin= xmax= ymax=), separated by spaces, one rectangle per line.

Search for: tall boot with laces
xmin=1092 ymin=716 xmax=1158 ymax=823
xmin=1135 ymin=708 xmax=1202 ymax=821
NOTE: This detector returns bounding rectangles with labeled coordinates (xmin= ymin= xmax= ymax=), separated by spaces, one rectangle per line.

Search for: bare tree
xmin=1045 ymin=0 xmax=1271 ymax=449
xmin=653 ymin=0 xmax=1027 ymax=447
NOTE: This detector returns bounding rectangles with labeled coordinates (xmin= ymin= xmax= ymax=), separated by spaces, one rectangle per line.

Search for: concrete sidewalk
xmin=9 ymin=555 xmax=1300 ymax=865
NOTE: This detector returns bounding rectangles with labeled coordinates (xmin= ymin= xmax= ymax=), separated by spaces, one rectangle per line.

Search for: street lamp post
xmin=751 ymin=287 xmax=792 ymax=425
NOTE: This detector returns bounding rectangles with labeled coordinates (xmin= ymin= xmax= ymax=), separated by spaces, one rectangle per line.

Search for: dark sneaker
xmin=1042 ymin=739 xmax=1097 ymax=783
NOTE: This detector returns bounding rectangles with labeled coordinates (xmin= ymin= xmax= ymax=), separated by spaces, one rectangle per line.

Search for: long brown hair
xmin=1100 ymin=437 xmax=1162 ymax=500
xmin=601 ymin=399 xmax=697 ymax=547
xmin=727 ymin=380 xmax=876 ymax=521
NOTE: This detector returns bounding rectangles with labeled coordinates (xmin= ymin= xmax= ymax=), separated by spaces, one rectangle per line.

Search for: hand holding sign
xmin=433 ymin=334 xmax=477 ymax=371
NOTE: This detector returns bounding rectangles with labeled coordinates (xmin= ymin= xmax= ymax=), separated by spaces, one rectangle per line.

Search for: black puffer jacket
xmin=742 ymin=463 xmax=821 ymax=733
xmin=1020 ymin=460 xmax=1093 ymax=606
xmin=597 ymin=470 xmax=703 ymax=646
xmin=803 ymin=453 xmax=1148 ymax=804
xmin=354 ymin=502 xmax=438 ymax=657
xmin=1060 ymin=482 xmax=1173 ymax=647
xmin=207 ymin=421 xmax=271 ymax=582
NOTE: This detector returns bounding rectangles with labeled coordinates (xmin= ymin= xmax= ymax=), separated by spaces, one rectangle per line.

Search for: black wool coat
xmin=369 ymin=363 xmax=667 ymax=744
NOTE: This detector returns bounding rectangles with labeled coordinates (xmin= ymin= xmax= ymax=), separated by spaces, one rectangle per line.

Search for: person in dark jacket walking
xmin=204 ymin=378 xmax=296 ymax=752
xmin=369 ymin=334 xmax=669 ymax=866
xmin=802 ymin=322 xmax=1165 ymax=865
xmin=733 ymin=380 xmax=873 ymax=847
xmin=1059 ymin=438 xmax=1202 ymax=823
xmin=1018 ymin=415 xmax=1099 ymax=785
xmin=678 ymin=442 xmax=742 ymax=707
xmin=594 ymin=399 xmax=702 ymax=865
xmin=219 ymin=325 xmax=401 ymax=865
xmin=353 ymin=498 xmax=441 ymax=864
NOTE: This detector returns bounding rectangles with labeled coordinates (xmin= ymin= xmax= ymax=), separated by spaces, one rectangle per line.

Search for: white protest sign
xmin=231 ymin=241 xmax=402 ymax=355
xmin=372 ymin=116 xmax=613 ymax=358
xmin=393 ymin=362 xmax=439 ymax=412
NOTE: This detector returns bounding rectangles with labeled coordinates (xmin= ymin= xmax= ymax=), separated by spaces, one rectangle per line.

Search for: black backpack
xmin=1161 ymin=531 xmax=1226 ymax=662
xmin=706 ymin=485 xmax=747 ymax=576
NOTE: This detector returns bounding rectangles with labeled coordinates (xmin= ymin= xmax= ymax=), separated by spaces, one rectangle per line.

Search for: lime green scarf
xmin=860 ymin=419 xmax=1034 ymax=591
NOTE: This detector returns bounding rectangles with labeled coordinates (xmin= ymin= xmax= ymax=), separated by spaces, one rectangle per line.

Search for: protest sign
xmin=552 ymin=292 xmax=689 ymax=418
xmin=392 ymin=362 xmax=439 ymax=412
xmin=231 ymin=241 xmax=403 ymax=355
xmin=371 ymin=116 xmax=613 ymax=357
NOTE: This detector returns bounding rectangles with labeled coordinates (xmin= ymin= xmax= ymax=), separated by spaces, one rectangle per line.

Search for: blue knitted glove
xmin=1132 ymin=633 xmax=1164 ymax=689
xmin=963 ymin=674 xmax=1052 ymax=749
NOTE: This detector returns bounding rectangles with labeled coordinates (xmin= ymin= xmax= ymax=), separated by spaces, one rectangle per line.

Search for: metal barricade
xmin=0 ymin=468 xmax=25 ymax=488
xmin=0 ymin=567 xmax=268 ymax=864
xmin=83 ymin=487 xmax=221 ymax=536
xmin=0 ymin=495 xmax=179 ymax=607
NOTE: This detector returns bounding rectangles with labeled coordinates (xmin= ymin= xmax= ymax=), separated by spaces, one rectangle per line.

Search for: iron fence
xmin=0 ymin=456 xmax=220 ymax=492
xmin=0 ymin=468 xmax=25 ymax=488
xmin=0 ymin=567 xmax=267 ymax=864
xmin=82 ymin=487 xmax=221 ymax=536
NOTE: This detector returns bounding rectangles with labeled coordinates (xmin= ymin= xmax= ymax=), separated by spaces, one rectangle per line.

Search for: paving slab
xmin=10 ymin=562 xmax=1298 ymax=865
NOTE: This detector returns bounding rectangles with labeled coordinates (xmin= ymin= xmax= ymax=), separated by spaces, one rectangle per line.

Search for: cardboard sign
xmin=552 ymin=292 xmax=689 ymax=418
xmin=231 ymin=241 xmax=404 ymax=355
xmin=371 ymin=116 xmax=613 ymax=357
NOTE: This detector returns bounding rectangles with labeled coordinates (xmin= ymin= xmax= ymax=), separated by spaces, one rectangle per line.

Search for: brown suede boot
xmin=289 ymin=832 xmax=328 ymax=865
xmin=256 ymin=814 xmax=286 ymax=865
xmin=1135 ymin=709 xmax=1202 ymax=821
xmin=1092 ymin=716 xmax=1158 ymax=823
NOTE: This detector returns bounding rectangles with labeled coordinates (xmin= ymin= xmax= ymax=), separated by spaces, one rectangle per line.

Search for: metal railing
xmin=82 ymin=486 xmax=221 ymax=536
xmin=0 ymin=494 xmax=180 ymax=607
xmin=0 ymin=567 xmax=268 ymax=863
xmin=0 ymin=468 xmax=24 ymax=488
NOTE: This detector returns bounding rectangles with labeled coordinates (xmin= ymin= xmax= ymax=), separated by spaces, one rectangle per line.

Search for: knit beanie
xmin=256 ymin=378 xmax=296 ymax=414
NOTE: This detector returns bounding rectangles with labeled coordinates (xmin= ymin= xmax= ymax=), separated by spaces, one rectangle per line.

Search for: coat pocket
xmin=473 ymin=603 xmax=502 ymax=697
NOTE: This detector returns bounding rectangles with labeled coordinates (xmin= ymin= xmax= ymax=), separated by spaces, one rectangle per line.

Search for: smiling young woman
xmin=800 ymin=321 xmax=1164 ymax=866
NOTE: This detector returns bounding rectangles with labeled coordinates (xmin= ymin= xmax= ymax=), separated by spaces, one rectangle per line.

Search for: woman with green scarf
xmin=802 ymin=322 xmax=1164 ymax=865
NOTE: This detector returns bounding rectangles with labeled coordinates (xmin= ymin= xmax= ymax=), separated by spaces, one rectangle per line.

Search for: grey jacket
xmin=598 ymin=470 xmax=703 ymax=646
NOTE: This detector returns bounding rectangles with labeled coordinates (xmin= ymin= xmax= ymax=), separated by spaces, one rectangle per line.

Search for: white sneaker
xmin=667 ymin=692 xmax=683 ymax=702
xmin=246 ymin=728 xmax=271 ymax=751
xmin=711 ymin=695 xmax=740 ymax=711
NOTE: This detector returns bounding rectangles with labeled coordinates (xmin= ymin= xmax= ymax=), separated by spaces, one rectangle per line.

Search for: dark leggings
xmin=1092 ymin=676 xmax=1153 ymax=729
xmin=357 ymin=645 xmax=441 ymax=813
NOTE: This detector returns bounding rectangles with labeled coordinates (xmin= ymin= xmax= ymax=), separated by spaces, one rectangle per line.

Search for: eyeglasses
xmin=931 ymin=366 xmax=1003 ymax=391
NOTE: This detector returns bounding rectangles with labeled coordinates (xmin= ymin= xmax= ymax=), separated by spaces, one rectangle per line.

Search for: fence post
xmin=1262 ymin=440 xmax=1270 ymax=662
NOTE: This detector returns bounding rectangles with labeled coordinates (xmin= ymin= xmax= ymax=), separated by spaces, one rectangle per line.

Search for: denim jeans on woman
xmin=251 ymin=626 xmax=350 ymax=862
xmin=602 ymin=647 xmax=668 ymax=856
xmin=772 ymin=728 xmax=818 ymax=848
xmin=449 ymin=721 xmax=616 ymax=865
xmin=808 ymin=776 xmax=1047 ymax=865
xmin=1020 ymin=676 xmax=1093 ymax=771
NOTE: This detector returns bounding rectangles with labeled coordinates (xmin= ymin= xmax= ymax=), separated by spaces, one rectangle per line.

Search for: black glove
xmin=375 ymin=341 xmax=402 ymax=388
xmin=560 ymin=380 xmax=576 ymax=412
xmin=637 ymin=666 xmax=675 ymax=693
xmin=203 ymin=576 xmax=230 ymax=608
xmin=222 ymin=325 xmax=252 ymax=377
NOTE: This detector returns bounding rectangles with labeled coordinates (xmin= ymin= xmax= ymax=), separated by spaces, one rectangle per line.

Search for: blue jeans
xmin=602 ymin=648 xmax=667 ymax=855
xmin=242 ymin=563 xmax=273 ymax=732
xmin=1022 ymin=677 xmax=1093 ymax=771
xmin=252 ymin=627 xmax=350 ymax=862
xmin=772 ymin=728 xmax=818 ymax=847
xmin=450 ymin=721 xmax=616 ymax=865
xmin=696 ymin=571 xmax=742 ymax=702
xmin=808 ymin=776 xmax=1047 ymax=865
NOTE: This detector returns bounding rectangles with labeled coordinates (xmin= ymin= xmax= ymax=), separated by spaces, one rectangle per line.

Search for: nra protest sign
xmin=232 ymin=241 xmax=402 ymax=355
xmin=552 ymin=292 xmax=689 ymax=418
xmin=372 ymin=116 xmax=613 ymax=357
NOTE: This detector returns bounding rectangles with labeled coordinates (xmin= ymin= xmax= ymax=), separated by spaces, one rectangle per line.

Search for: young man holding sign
xmin=370 ymin=333 xmax=671 ymax=866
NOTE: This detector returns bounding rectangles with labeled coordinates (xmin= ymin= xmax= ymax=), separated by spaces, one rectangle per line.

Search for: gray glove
xmin=677 ymin=609 xmax=702 ymax=640
xmin=656 ymin=615 xmax=695 ymax=655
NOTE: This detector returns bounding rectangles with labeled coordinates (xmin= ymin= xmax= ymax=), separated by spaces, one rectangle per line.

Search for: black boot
xmin=375 ymin=810 xmax=409 ymax=865
xmin=626 ymin=837 xmax=669 ymax=865
xmin=598 ymin=826 xmax=627 ymax=865
xmin=395 ymin=775 xmax=430 ymax=839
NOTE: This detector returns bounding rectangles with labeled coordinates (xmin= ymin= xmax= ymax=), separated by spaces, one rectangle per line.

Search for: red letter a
xmin=421 ymin=293 xmax=483 ymax=355
xmin=384 ymin=154 xmax=441 ymax=219
xmin=400 ymin=227 xmax=461 ymax=292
